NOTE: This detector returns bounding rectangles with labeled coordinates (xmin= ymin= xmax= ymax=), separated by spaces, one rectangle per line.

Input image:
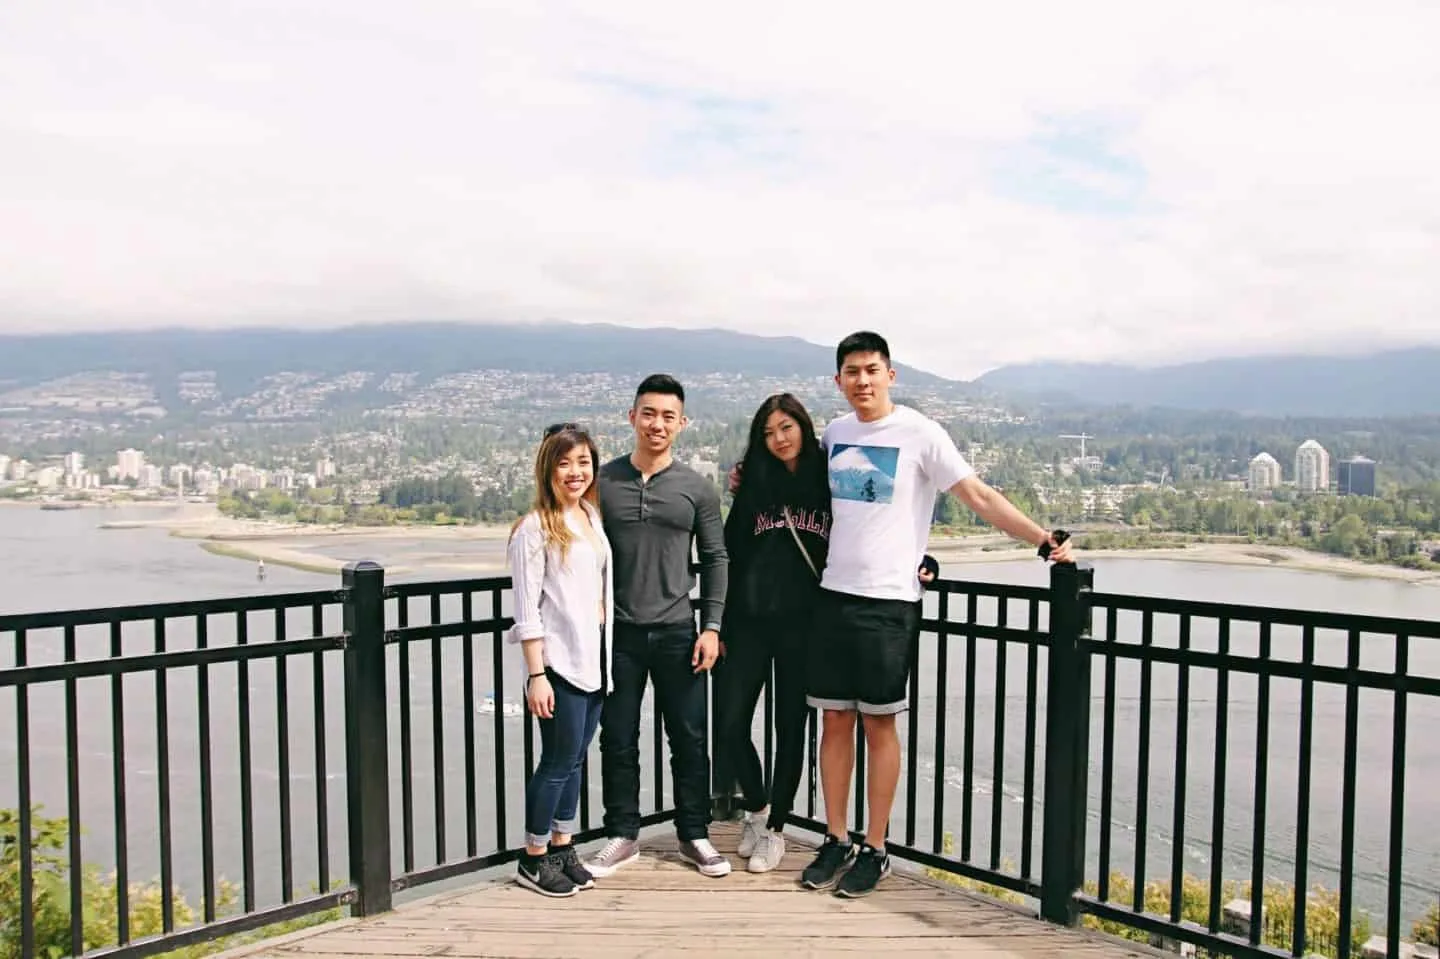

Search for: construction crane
xmin=1059 ymin=433 xmax=1094 ymax=459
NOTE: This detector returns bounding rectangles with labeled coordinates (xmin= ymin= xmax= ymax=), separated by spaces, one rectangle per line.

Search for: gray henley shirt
xmin=597 ymin=455 xmax=728 ymax=631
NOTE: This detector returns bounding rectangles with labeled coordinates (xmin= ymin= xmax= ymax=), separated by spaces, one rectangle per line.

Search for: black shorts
xmin=806 ymin=589 xmax=918 ymax=715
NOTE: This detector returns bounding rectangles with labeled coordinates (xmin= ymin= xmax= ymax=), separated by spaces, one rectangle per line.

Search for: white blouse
xmin=506 ymin=503 xmax=613 ymax=694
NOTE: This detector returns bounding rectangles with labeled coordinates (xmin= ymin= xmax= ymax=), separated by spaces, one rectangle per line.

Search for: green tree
xmin=216 ymin=493 xmax=260 ymax=520
xmin=1321 ymin=514 xmax=1368 ymax=557
xmin=1417 ymin=901 xmax=1440 ymax=946
xmin=1 ymin=806 xmax=341 ymax=959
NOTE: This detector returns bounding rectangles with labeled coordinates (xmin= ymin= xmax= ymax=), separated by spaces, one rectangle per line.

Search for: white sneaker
xmin=737 ymin=812 xmax=766 ymax=858
xmin=678 ymin=838 xmax=732 ymax=877
xmin=586 ymin=837 xmax=639 ymax=878
xmin=747 ymin=830 xmax=786 ymax=873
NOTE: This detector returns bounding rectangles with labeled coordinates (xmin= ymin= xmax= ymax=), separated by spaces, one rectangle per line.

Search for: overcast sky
xmin=2 ymin=1 xmax=1438 ymax=378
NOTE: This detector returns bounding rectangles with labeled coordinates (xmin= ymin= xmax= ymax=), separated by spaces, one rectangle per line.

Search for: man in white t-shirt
xmin=801 ymin=330 xmax=1073 ymax=898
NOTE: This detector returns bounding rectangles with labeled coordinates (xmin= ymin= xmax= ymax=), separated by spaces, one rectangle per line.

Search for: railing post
xmin=342 ymin=560 xmax=392 ymax=916
xmin=1040 ymin=561 xmax=1095 ymax=925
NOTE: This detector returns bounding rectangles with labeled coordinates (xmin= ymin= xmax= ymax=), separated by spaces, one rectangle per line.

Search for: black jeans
xmin=714 ymin=612 xmax=808 ymax=833
xmin=600 ymin=622 xmax=711 ymax=841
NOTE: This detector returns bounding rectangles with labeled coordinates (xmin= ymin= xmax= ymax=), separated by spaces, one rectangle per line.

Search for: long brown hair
xmin=738 ymin=393 xmax=827 ymax=503
xmin=511 ymin=426 xmax=601 ymax=562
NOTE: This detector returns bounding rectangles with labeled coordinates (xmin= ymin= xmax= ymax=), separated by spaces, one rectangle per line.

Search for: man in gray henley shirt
xmin=584 ymin=374 xmax=731 ymax=879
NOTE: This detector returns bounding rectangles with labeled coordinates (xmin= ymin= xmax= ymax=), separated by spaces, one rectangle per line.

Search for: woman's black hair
xmin=737 ymin=393 xmax=827 ymax=503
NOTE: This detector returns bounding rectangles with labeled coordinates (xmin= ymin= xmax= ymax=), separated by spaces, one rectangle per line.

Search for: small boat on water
xmin=477 ymin=693 xmax=524 ymax=718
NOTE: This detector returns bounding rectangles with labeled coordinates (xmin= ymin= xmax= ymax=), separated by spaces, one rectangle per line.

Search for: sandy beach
xmin=80 ymin=502 xmax=1440 ymax=585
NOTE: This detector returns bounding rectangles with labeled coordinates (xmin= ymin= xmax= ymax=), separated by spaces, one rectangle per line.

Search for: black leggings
xmin=714 ymin=612 xmax=808 ymax=833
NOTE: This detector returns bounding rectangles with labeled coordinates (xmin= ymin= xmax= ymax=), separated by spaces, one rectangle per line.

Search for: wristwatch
xmin=1037 ymin=530 xmax=1069 ymax=560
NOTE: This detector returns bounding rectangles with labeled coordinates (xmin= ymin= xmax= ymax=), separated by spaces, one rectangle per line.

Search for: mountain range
xmin=0 ymin=322 xmax=1434 ymax=418
xmin=975 ymin=347 xmax=1439 ymax=418
xmin=0 ymin=322 xmax=947 ymax=393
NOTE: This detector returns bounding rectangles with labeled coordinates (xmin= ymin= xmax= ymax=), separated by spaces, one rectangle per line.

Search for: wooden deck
xmin=224 ymin=825 xmax=1163 ymax=958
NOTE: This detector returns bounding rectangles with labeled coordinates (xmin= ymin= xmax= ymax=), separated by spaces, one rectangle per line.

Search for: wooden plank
xmin=265 ymin=939 xmax=1157 ymax=959
xmin=434 ymin=888 xmax=974 ymax=910
xmin=254 ymin=932 xmax=1129 ymax=958
xmin=215 ymin=826 xmax=1165 ymax=959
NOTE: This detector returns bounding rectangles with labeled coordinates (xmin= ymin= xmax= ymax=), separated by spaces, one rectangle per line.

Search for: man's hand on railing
xmin=1039 ymin=530 xmax=1074 ymax=564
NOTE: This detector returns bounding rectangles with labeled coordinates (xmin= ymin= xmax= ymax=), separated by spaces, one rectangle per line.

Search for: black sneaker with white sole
xmin=800 ymin=834 xmax=856 ymax=890
xmin=834 ymin=843 xmax=890 ymax=898
xmin=515 ymin=852 xmax=578 ymax=898
xmin=552 ymin=844 xmax=595 ymax=890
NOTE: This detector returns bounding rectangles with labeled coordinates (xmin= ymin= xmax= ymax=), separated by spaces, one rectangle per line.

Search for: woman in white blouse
xmin=507 ymin=423 xmax=613 ymax=898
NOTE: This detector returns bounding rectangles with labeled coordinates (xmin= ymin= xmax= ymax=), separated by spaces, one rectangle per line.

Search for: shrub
xmin=2 ymin=807 xmax=341 ymax=959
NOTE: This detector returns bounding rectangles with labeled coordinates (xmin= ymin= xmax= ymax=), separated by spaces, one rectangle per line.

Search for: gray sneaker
xmin=678 ymin=837 xmax=732 ymax=877
xmin=737 ymin=812 xmax=766 ymax=858
xmin=586 ymin=836 xmax=640 ymax=878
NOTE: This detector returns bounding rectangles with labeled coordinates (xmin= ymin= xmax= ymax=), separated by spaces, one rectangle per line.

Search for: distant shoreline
xmin=927 ymin=534 xmax=1440 ymax=584
xmin=78 ymin=504 xmax=1440 ymax=585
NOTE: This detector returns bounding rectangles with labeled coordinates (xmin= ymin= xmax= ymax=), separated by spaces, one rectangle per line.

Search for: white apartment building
xmin=1248 ymin=452 xmax=1282 ymax=492
xmin=1294 ymin=439 xmax=1330 ymax=494
xmin=64 ymin=451 xmax=85 ymax=476
xmin=11 ymin=458 xmax=31 ymax=481
xmin=0 ymin=454 xmax=10 ymax=480
xmin=192 ymin=468 xmax=219 ymax=496
xmin=116 ymin=448 xmax=146 ymax=482
xmin=34 ymin=466 xmax=64 ymax=489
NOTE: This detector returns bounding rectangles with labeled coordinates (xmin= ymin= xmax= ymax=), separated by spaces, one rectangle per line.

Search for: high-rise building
xmin=1338 ymin=456 xmax=1377 ymax=497
xmin=0 ymin=454 xmax=11 ymax=480
xmin=1248 ymin=452 xmax=1282 ymax=492
xmin=1294 ymin=439 xmax=1330 ymax=493
xmin=64 ymin=451 xmax=85 ymax=476
xmin=116 ymin=448 xmax=146 ymax=482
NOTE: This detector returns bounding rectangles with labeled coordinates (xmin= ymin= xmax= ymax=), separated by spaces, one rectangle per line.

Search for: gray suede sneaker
xmin=586 ymin=836 xmax=640 ymax=878
xmin=678 ymin=838 xmax=732 ymax=877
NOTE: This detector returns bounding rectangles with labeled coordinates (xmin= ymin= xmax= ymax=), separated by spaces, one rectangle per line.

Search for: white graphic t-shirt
xmin=820 ymin=405 xmax=975 ymax=602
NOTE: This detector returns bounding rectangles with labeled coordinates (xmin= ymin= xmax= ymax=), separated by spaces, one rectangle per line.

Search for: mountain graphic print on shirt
xmin=828 ymin=444 xmax=899 ymax=504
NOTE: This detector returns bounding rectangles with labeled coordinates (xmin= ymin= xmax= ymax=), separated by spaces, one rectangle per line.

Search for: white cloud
xmin=1 ymin=0 xmax=1437 ymax=378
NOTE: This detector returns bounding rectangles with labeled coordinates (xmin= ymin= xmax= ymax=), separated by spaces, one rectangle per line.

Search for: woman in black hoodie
xmin=718 ymin=393 xmax=831 ymax=873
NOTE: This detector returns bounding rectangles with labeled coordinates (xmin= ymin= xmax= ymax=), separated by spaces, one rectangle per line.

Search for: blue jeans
xmin=600 ymin=622 xmax=711 ymax=841
xmin=524 ymin=669 xmax=604 ymax=847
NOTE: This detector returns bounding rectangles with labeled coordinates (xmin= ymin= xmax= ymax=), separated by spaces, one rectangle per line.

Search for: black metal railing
xmin=3 ymin=561 xmax=1437 ymax=959
xmin=1071 ymin=588 xmax=1440 ymax=959
xmin=1 ymin=589 xmax=353 ymax=959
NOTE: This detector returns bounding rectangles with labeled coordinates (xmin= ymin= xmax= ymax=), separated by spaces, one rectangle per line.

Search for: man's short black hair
xmin=634 ymin=373 xmax=685 ymax=406
xmin=835 ymin=331 xmax=891 ymax=372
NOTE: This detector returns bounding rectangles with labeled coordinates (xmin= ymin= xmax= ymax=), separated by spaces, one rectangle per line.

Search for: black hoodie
xmin=723 ymin=469 xmax=832 ymax=622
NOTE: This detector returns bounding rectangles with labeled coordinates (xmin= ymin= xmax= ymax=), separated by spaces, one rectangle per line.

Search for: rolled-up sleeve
xmin=506 ymin=518 xmax=546 ymax=643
